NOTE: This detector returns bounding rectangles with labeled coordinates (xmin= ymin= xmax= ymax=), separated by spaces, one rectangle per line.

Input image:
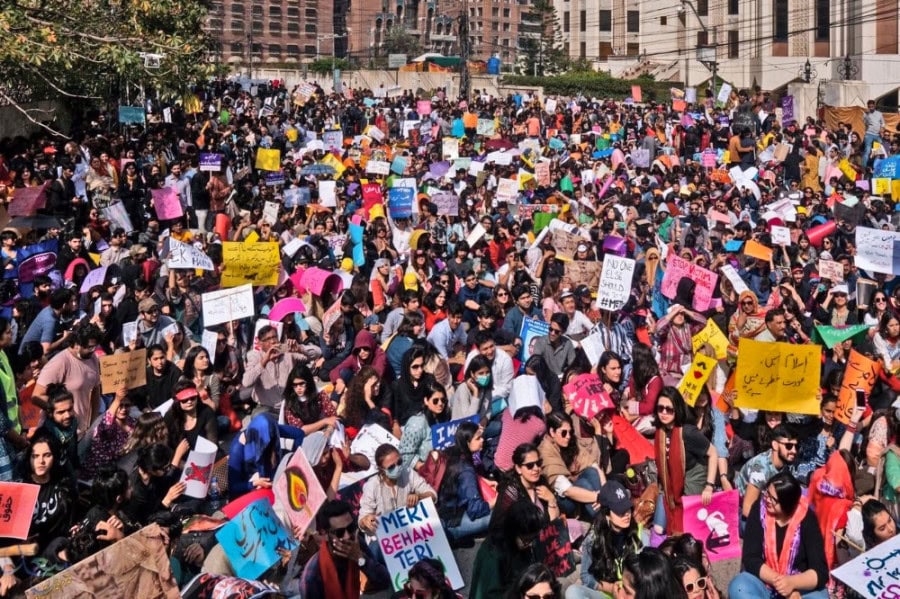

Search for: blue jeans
xmin=728 ymin=572 xmax=828 ymax=599
xmin=653 ymin=491 xmax=667 ymax=531
xmin=446 ymin=511 xmax=492 ymax=541
xmin=558 ymin=468 xmax=603 ymax=519
xmin=863 ymin=132 xmax=885 ymax=169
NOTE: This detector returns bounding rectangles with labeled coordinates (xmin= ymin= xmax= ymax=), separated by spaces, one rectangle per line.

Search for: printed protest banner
xmin=0 ymin=482 xmax=39 ymax=539
xmin=151 ymin=188 xmax=183 ymax=220
xmin=25 ymin=524 xmax=178 ymax=599
xmin=596 ymin=255 xmax=636 ymax=311
xmin=376 ymin=498 xmax=463 ymax=590
xmin=835 ymin=349 xmax=881 ymax=424
xmin=431 ymin=415 xmax=480 ymax=451
xmin=735 ymin=339 xmax=821 ymax=414
xmin=273 ymin=446 xmax=326 ymax=538
xmin=442 ymin=138 xmax=459 ymax=160
xmin=221 ymin=241 xmax=280 ymax=287
xmin=819 ymin=259 xmax=844 ymax=282
xmin=563 ymin=373 xmax=613 ymax=419
xmin=833 ymin=531 xmax=900 ymax=597
xmin=691 ymin=319 xmax=729 ymax=360
xmin=565 ymin=260 xmax=601 ymax=291
xmin=179 ymin=436 xmax=218 ymax=498
xmin=551 ymin=229 xmax=582 ymax=261
xmin=781 ymin=95 xmax=795 ymax=123
xmin=661 ymin=255 xmax=718 ymax=311
xmin=216 ymin=498 xmax=297 ymax=580
xmin=166 ymin=238 xmax=215 ymax=271
xmin=388 ymin=187 xmax=414 ymax=219
xmin=855 ymin=226 xmax=900 ymax=275
xmin=678 ymin=353 xmax=718 ymax=406
xmin=198 ymin=153 xmax=222 ymax=172
xmin=682 ymin=490 xmax=741 ymax=562
xmin=99 ymin=349 xmax=147 ymax=394
xmin=812 ymin=323 xmax=870 ymax=349
xmin=9 ymin=184 xmax=49 ymax=216
xmin=254 ymin=148 xmax=281 ymax=172
xmin=519 ymin=318 xmax=550 ymax=368
xmin=201 ymin=284 xmax=255 ymax=327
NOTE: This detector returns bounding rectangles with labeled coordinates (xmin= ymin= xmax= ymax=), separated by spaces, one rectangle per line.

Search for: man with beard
xmin=735 ymin=425 xmax=798 ymax=519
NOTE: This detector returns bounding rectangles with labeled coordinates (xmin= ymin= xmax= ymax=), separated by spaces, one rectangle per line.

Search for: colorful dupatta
xmin=761 ymin=495 xmax=810 ymax=576
xmin=655 ymin=426 xmax=687 ymax=534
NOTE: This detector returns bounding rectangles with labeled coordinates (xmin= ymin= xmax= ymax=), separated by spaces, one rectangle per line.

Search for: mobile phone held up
xmin=856 ymin=389 xmax=867 ymax=409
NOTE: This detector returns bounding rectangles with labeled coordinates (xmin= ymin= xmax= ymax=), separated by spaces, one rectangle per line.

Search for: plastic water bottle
xmin=209 ymin=476 xmax=223 ymax=513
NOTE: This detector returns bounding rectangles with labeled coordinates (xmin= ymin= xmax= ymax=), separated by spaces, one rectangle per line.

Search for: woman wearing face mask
xmin=451 ymin=355 xmax=493 ymax=420
xmin=282 ymin=363 xmax=338 ymax=435
xmin=399 ymin=381 xmax=451 ymax=471
xmin=358 ymin=444 xmax=437 ymax=548
xmin=438 ymin=422 xmax=496 ymax=543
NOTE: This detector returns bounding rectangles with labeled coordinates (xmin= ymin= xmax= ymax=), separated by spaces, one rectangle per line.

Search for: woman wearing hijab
xmin=727 ymin=290 xmax=767 ymax=362
xmin=227 ymin=413 xmax=304 ymax=498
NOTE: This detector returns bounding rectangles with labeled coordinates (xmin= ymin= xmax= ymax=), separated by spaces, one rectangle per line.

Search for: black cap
xmin=598 ymin=480 xmax=632 ymax=516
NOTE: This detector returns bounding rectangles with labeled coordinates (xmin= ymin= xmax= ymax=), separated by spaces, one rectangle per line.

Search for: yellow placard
xmin=320 ymin=153 xmax=346 ymax=179
xmin=243 ymin=230 xmax=259 ymax=244
xmin=873 ymin=178 xmax=891 ymax=195
xmin=255 ymin=148 xmax=281 ymax=172
xmin=734 ymin=338 xmax=821 ymax=414
xmin=678 ymin=353 xmax=718 ymax=406
xmin=893 ymin=180 xmax=900 ymax=202
xmin=221 ymin=241 xmax=281 ymax=287
xmin=692 ymin=319 xmax=729 ymax=360
xmin=838 ymin=158 xmax=857 ymax=182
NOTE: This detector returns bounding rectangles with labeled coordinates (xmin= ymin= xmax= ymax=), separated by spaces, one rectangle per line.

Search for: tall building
xmin=553 ymin=0 xmax=900 ymax=98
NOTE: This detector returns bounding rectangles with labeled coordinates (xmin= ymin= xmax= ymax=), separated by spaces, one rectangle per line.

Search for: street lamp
xmin=799 ymin=59 xmax=817 ymax=84
xmin=679 ymin=0 xmax=717 ymax=101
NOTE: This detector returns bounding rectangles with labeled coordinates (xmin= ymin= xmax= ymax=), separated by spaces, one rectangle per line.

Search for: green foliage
xmin=0 ymin=0 xmax=215 ymax=105
xmin=502 ymin=71 xmax=676 ymax=102
xmin=566 ymin=58 xmax=596 ymax=73
xmin=516 ymin=0 xmax=568 ymax=77
xmin=381 ymin=26 xmax=422 ymax=57
xmin=308 ymin=58 xmax=351 ymax=74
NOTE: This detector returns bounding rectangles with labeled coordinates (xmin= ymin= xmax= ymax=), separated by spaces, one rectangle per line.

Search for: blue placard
xmin=431 ymin=415 xmax=480 ymax=451
xmin=215 ymin=498 xmax=297 ymax=580
xmin=388 ymin=187 xmax=414 ymax=220
xmin=724 ymin=240 xmax=744 ymax=252
xmin=874 ymin=156 xmax=900 ymax=180
xmin=118 ymin=106 xmax=146 ymax=125
xmin=519 ymin=318 xmax=550 ymax=371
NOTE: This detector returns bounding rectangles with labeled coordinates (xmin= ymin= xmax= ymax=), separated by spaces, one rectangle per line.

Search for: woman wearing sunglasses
xmin=672 ymin=557 xmax=719 ymax=599
xmin=164 ymin=379 xmax=218 ymax=451
xmin=509 ymin=563 xmax=561 ymax=599
xmin=653 ymin=387 xmax=717 ymax=537
xmin=399 ymin=381 xmax=451 ymax=471
xmin=539 ymin=411 xmax=604 ymax=519
xmin=401 ymin=557 xmax=460 ymax=599
xmin=493 ymin=443 xmax=560 ymax=524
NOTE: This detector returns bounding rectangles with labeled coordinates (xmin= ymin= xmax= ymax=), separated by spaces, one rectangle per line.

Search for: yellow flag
xmin=320 ymin=153 xmax=346 ymax=179
xmin=255 ymin=148 xmax=281 ymax=172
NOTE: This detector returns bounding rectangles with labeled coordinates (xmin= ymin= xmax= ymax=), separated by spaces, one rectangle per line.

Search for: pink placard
xmin=631 ymin=85 xmax=642 ymax=103
xmin=563 ymin=373 xmax=614 ymax=420
xmin=0 ymin=482 xmax=40 ymax=540
xmin=361 ymin=182 xmax=382 ymax=204
xmin=268 ymin=297 xmax=308 ymax=322
xmin=300 ymin=267 xmax=344 ymax=297
xmin=417 ymin=100 xmax=432 ymax=116
xmin=151 ymin=187 xmax=183 ymax=220
xmin=661 ymin=255 xmax=718 ymax=311
xmin=682 ymin=490 xmax=741 ymax=562
xmin=273 ymin=446 xmax=327 ymax=538
xmin=9 ymin=184 xmax=49 ymax=217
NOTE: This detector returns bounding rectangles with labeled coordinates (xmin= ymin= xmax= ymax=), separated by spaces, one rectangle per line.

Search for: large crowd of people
xmin=0 ymin=77 xmax=896 ymax=598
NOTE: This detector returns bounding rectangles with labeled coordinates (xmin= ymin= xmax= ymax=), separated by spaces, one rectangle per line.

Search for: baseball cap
xmin=598 ymin=480 xmax=632 ymax=517
xmin=574 ymin=285 xmax=592 ymax=298
xmin=559 ymin=289 xmax=574 ymax=300
xmin=138 ymin=298 xmax=158 ymax=313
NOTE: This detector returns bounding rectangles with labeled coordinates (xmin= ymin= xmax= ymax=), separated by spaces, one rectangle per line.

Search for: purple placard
xmin=781 ymin=95 xmax=795 ymax=123
xmin=266 ymin=171 xmax=286 ymax=187
xmin=199 ymin=153 xmax=223 ymax=172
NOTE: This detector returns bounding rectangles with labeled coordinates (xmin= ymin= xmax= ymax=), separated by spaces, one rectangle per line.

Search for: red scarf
xmin=763 ymin=496 xmax=809 ymax=576
xmin=317 ymin=539 xmax=360 ymax=599
xmin=655 ymin=426 xmax=686 ymax=534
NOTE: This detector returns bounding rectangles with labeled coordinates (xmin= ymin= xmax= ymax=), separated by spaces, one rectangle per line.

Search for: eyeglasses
xmin=684 ymin=577 xmax=708 ymax=594
xmin=555 ymin=428 xmax=571 ymax=438
xmin=496 ymin=292 xmax=508 ymax=298
xmin=778 ymin=440 xmax=798 ymax=451
xmin=429 ymin=396 xmax=447 ymax=405
xmin=657 ymin=405 xmax=675 ymax=415
xmin=410 ymin=362 xmax=424 ymax=370
xmin=328 ymin=521 xmax=358 ymax=539
xmin=521 ymin=459 xmax=543 ymax=470
xmin=764 ymin=491 xmax=780 ymax=505
xmin=143 ymin=307 xmax=159 ymax=315
xmin=549 ymin=327 xmax=563 ymax=335
xmin=740 ymin=300 xmax=754 ymax=306
xmin=403 ymin=584 xmax=430 ymax=599
xmin=525 ymin=594 xmax=556 ymax=599
xmin=876 ymin=297 xmax=888 ymax=303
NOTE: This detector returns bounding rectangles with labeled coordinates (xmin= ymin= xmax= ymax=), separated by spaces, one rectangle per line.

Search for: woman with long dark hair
xmin=281 ymin=363 xmax=337 ymax=434
xmin=404 ymin=558 xmax=461 ymax=599
xmin=181 ymin=345 xmax=220 ymax=413
xmin=619 ymin=547 xmax=687 ymax=599
xmin=507 ymin=564 xmax=561 ymax=599
xmin=399 ymin=380 xmax=451 ymax=470
xmin=539 ymin=411 xmax=604 ymax=519
xmin=493 ymin=443 xmax=560 ymax=525
xmin=624 ymin=342 xmax=663 ymax=435
xmin=338 ymin=366 xmax=389 ymax=439
xmin=163 ymin=379 xmax=218 ymax=450
xmin=438 ymin=422 xmax=495 ymax=542
xmin=451 ymin=354 xmax=493 ymax=420
xmin=672 ymin=557 xmax=720 ymax=599
xmin=385 ymin=343 xmax=436 ymax=437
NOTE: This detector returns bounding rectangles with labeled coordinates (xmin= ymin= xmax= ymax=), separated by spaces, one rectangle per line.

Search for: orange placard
xmin=836 ymin=350 xmax=881 ymax=424
xmin=673 ymin=99 xmax=687 ymax=112
xmin=743 ymin=240 xmax=774 ymax=262
xmin=0 ymin=482 xmax=40 ymax=539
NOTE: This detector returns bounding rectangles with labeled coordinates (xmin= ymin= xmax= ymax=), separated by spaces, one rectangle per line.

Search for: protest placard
xmin=151 ymin=188 xmax=183 ymax=220
xmin=691 ymin=319 xmax=729 ymax=360
xmin=376 ymin=498 xmax=463 ymax=590
xmin=743 ymin=239 xmax=773 ymax=262
xmin=833 ymin=531 xmax=900 ymax=597
xmin=565 ymin=261 xmax=601 ymax=291
xmin=661 ymin=255 xmax=718 ymax=311
xmin=563 ymin=373 xmax=613 ymax=419
xmin=476 ymin=119 xmax=495 ymax=136
xmin=416 ymin=100 xmax=432 ymax=115
xmin=855 ymin=226 xmax=900 ymax=275
xmin=254 ymin=148 xmax=281 ymax=172
xmin=198 ymin=153 xmax=222 ymax=172
xmin=323 ymin=130 xmax=343 ymax=152
xmin=221 ymin=242 xmax=280 ymax=287
xmin=735 ymin=339 xmax=821 ymax=414
xmin=431 ymin=193 xmax=458 ymax=216
xmin=262 ymin=201 xmax=280 ymax=225
xmin=216 ymin=498 xmax=297 ymax=580
xmin=351 ymin=424 xmax=399 ymax=467
xmin=496 ymin=177 xmax=519 ymax=203
xmin=442 ymin=138 xmax=459 ymax=160
xmin=388 ymin=187 xmax=414 ymax=219
xmin=581 ymin=329 xmax=607 ymax=367
xmin=79 ymin=265 xmax=108 ymax=293
xmin=770 ymin=225 xmax=792 ymax=246
xmin=818 ymin=259 xmax=844 ymax=282
xmin=179 ymin=436 xmax=218 ymax=498
xmin=102 ymin=202 xmax=134 ymax=234
xmin=25 ymin=524 xmax=178 ymax=599
xmin=720 ymin=264 xmax=749 ymax=295
xmin=677 ymin=353 xmax=718 ymax=406
xmin=390 ymin=155 xmax=407 ymax=175
xmin=9 ymin=184 xmax=48 ymax=217
xmin=631 ymin=85 xmax=642 ymax=103
xmin=597 ymin=255 xmax=636 ymax=311
xmin=431 ymin=415 xmax=480 ymax=451
xmin=835 ymin=349 xmax=881 ymax=424
xmin=519 ymin=318 xmax=550 ymax=367
xmin=166 ymin=238 xmax=214 ymax=271
xmin=682 ymin=490 xmax=741 ymax=562
xmin=366 ymin=160 xmax=390 ymax=177
xmin=201 ymin=284 xmax=255 ymax=327
xmin=534 ymin=161 xmax=551 ymax=187
xmin=0 ymin=482 xmax=39 ymax=540
xmin=273 ymin=446 xmax=326 ymax=538
xmin=611 ymin=415 xmax=654 ymax=463
xmin=551 ymin=229 xmax=582 ymax=261
xmin=99 ymin=349 xmax=147 ymax=394
xmin=466 ymin=223 xmax=486 ymax=247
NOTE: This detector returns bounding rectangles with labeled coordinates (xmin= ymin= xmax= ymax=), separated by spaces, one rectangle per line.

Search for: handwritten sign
xmin=442 ymin=138 xmax=459 ymax=160
xmin=735 ymin=339 xmax=821 ymax=414
xmin=833 ymin=530 xmax=900 ymax=597
xmin=533 ymin=518 xmax=576 ymax=577
xmin=563 ymin=373 xmax=613 ymax=419
xmin=178 ymin=436 xmax=217 ymax=499
xmin=476 ymin=119 xmax=495 ymax=136
xmin=835 ymin=349 xmax=881 ymax=424
xmin=661 ymin=255 xmax=718 ymax=311
xmin=201 ymin=284 xmax=255 ymax=327
xmin=565 ymin=261 xmax=601 ymax=291
xmin=166 ymin=238 xmax=214 ymax=270
xmin=273 ymin=445 xmax=326 ymax=538
xmin=597 ymin=255 xmax=635 ymax=311
xmin=431 ymin=415 xmax=480 ymax=451
xmin=255 ymin=148 xmax=281 ymax=172
xmin=682 ymin=490 xmax=741 ymax=562
xmin=366 ymin=160 xmax=390 ymax=177
xmin=551 ymin=229 xmax=582 ymax=261
xmin=262 ymin=201 xmax=280 ymax=225
xmin=216 ymin=498 xmax=297 ymax=580
xmin=0 ymin=482 xmax=39 ymax=539
xmin=221 ymin=241 xmax=280 ymax=287
xmin=376 ymin=498 xmax=463 ymax=590
xmin=770 ymin=225 xmax=792 ymax=246
xmin=388 ymin=187 xmax=414 ymax=220
xmin=818 ymin=259 xmax=844 ymax=282
xmin=678 ymin=353 xmax=718 ymax=406
xmin=431 ymin=193 xmax=458 ymax=216
xmin=323 ymin=130 xmax=343 ymax=152
xmin=151 ymin=188 xmax=183 ymax=221
xmin=855 ymin=226 xmax=900 ymax=275
xmin=720 ymin=264 xmax=749 ymax=295
xmin=99 ymin=349 xmax=147 ymax=394
xmin=351 ymin=424 xmax=399 ymax=467
xmin=496 ymin=177 xmax=519 ymax=203
xmin=692 ymin=319 xmax=729 ymax=360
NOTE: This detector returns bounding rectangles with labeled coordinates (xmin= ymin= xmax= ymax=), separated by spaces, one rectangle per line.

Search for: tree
xmin=516 ymin=0 xmax=568 ymax=77
xmin=309 ymin=58 xmax=351 ymax=74
xmin=380 ymin=26 xmax=422 ymax=58
xmin=0 ymin=0 xmax=216 ymax=136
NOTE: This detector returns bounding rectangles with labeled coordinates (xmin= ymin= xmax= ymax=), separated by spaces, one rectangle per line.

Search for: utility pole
xmin=459 ymin=0 xmax=471 ymax=101
xmin=247 ymin=31 xmax=254 ymax=79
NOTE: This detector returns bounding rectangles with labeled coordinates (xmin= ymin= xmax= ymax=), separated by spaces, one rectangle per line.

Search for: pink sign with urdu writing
xmin=0 ymin=482 xmax=40 ymax=540
xmin=151 ymin=187 xmax=183 ymax=220
xmin=681 ymin=490 xmax=741 ymax=562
